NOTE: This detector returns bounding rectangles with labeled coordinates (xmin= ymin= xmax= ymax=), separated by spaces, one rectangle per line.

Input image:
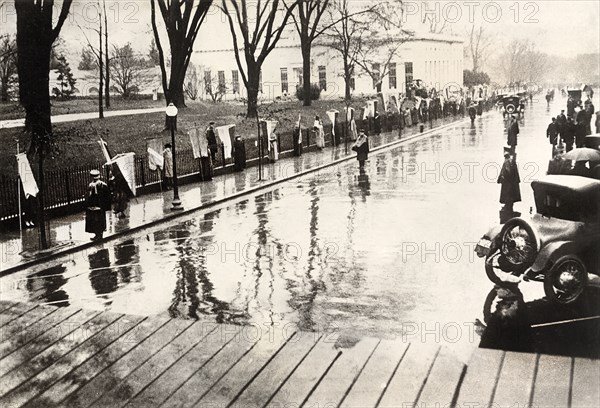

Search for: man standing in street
xmin=556 ymin=110 xmax=567 ymax=142
xmin=564 ymin=118 xmax=576 ymax=152
xmin=575 ymin=107 xmax=587 ymax=147
xmin=546 ymin=117 xmax=559 ymax=156
xmin=85 ymin=170 xmax=111 ymax=241
xmin=595 ymin=111 xmax=600 ymax=134
xmin=498 ymin=148 xmax=521 ymax=214
xmin=507 ymin=115 xmax=519 ymax=154
xmin=206 ymin=121 xmax=218 ymax=162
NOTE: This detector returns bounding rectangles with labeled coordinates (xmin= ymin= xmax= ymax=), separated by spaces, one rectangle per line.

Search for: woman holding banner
xmin=314 ymin=115 xmax=325 ymax=149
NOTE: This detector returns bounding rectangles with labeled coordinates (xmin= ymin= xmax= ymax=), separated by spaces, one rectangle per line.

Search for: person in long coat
xmin=596 ymin=111 xmax=600 ymax=134
xmin=563 ymin=118 xmax=576 ymax=152
xmin=85 ymin=169 xmax=112 ymax=241
xmin=293 ymin=123 xmax=303 ymax=156
xmin=585 ymin=101 xmax=595 ymax=135
xmin=498 ymin=150 xmax=521 ymax=212
xmin=546 ymin=117 xmax=558 ymax=155
xmin=575 ymin=108 xmax=587 ymax=148
xmin=352 ymin=130 xmax=369 ymax=169
xmin=556 ymin=110 xmax=567 ymax=142
xmin=507 ymin=116 xmax=519 ymax=154
xmin=206 ymin=122 xmax=218 ymax=162
xmin=313 ymin=116 xmax=325 ymax=149
xmin=233 ymin=136 xmax=246 ymax=171
xmin=162 ymin=143 xmax=173 ymax=189
xmin=108 ymin=171 xmax=128 ymax=218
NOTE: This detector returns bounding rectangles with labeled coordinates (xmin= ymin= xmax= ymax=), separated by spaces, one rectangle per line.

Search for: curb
xmin=1 ymin=115 xmax=479 ymax=276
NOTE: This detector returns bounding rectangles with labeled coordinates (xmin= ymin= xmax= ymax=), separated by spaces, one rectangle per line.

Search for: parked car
xmin=476 ymin=175 xmax=600 ymax=304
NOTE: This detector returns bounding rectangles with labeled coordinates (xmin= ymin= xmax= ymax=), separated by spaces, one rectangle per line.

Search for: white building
xmin=192 ymin=17 xmax=464 ymax=102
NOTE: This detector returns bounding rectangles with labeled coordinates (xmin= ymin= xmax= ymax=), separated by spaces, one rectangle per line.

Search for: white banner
xmin=113 ymin=152 xmax=136 ymax=196
xmin=326 ymin=110 xmax=338 ymax=136
xmin=216 ymin=124 xmax=235 ymax=160
xmin=16 ymin=153 xmax=39 ymax=198
xmin=146 ymin=137 xmax=163 ymax=171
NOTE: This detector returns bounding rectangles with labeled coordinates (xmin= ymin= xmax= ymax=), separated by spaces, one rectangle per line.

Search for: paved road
xmin=0 ymin=107 xmax=165 ymax=129
xmin=2 ymin=95 xmax=598 ymax=360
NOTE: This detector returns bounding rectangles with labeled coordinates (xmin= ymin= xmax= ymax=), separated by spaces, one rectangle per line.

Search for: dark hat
xmin=90 ymin=169 xmax=101 ymax=178
xmin=209 ymin=121 xmax=215 ymax=125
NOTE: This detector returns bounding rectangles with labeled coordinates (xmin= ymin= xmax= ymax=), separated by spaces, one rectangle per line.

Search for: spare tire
xmin=498 ymin=218 xmax=540 ymax=273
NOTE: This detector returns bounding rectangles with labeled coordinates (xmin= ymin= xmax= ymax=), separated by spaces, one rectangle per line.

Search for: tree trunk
xmin=301 ymin=41 xmax=312 ymax=107
xmin=98 ymin=19 xmax=104 ymax=119
xmin=0 ymin=77 xmax=8 ymax=102
xmin=37 ymin=148 xmax=47 ymax=248
xmin=344 ymin=62 xmax=352 ymax=101
xmin=246 ymin=63 xmax=260 ymax=118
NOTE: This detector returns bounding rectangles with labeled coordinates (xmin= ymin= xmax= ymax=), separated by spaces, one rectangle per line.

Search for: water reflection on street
xmin=3 ymin=99 xmax=597 ymax=359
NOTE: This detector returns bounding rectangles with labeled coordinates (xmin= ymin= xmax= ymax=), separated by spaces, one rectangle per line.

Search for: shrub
xmin=295 ymin=83 xmax=321 ymax=101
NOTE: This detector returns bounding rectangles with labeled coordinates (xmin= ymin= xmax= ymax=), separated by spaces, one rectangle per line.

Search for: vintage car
xmin=476 ymin=175 xmax=600 ymax=304
xmin=501 ymin=96 xmax=523 ymax=116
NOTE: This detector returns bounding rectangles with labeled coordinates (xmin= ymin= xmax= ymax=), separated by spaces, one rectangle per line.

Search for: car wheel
xmin=499 ymin=218 xmax=539 ymax=273
xmin=544 ymin=255 xmax=588 ymax=304
xmin=485 ymin=250 xmax=523 ymax=286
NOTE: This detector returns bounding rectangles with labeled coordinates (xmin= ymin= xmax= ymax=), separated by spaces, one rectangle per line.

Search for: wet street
xmin=2 ymin=95 xmax=599 ymax=360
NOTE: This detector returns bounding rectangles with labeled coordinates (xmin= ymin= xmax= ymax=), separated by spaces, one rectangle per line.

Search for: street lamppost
xmin=166 ymin=103 xmax=183 ymax=211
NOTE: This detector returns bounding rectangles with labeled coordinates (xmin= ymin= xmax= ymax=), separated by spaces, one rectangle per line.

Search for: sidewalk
xmin=0 ymin=115 xmax=469 ymax=274
xmin=0 ymin=107 xmax=165 ymax=129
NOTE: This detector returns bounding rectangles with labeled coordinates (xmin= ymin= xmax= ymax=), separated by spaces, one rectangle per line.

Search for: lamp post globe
xmin=165 ymin=103 xmax=183 ymax=211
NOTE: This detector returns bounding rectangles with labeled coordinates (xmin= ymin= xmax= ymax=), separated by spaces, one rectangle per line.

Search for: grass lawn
xmin=0 ymin=98 xmax=369 ymax=175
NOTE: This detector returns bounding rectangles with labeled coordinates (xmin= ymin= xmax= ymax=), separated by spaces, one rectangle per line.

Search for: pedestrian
xmin=206 ymin=121 xmax=218 ymax=162
xmin=497 ymin=149 xmax=521 ymax=213
xmin=21 ymin=192 xmax=37 ymax=228
xmin=293 ymin=120 xmax=303 ymax=156
xmin=233 ymin=135 xmax=246 ymax=172
xmin=507 ymin=115 xmax=519 ymax=154
xmin=108 ymin=170 xmax=128 ymax=218
xmin=352 ymin=129 xmax=369 ymax=170
xmin=595 ymin=111 xmax=600 ymax=134
xmin=563 ymin=118 xmax=576 ymax=152
xmin=556 ymin=110 xmax=567 ymax=142
xmin=567 ymin=96 xmax=575 ymax=118
xmin=162 ymin=143 xmax=173 ymax=190
xmin=404 ymin=107 xmax=412 ymax=127
xmin=585 ymin=101 xmax=595 ymax=135
xmin=575 ymin=108 xmax=587 ymax=148
xmin=313 ymin=115 xmax=325 ymax=149
xmin=85 ymin=169 xmax=111 ymax=241
xmin=268 ymin=125 xmax=279 ymax=163
xmin=546 ymin=117 xmax=558 ymax=156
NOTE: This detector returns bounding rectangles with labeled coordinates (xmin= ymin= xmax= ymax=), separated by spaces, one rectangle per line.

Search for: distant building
xmin=192 ymin=27 xmax=464 ymax=102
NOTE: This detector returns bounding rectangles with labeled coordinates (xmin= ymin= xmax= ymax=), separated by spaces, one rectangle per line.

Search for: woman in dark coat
xmin=352 ymin=130 xmax=369 ymax=169
xmin=233 ymin=136 xmax=246 ymax=171
xmin=498 ymin=151 xmax=521 ymax=212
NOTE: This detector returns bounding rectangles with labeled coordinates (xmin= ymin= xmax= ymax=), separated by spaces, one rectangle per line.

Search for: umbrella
xmin=563 ymin=148 xmax=600 ymax=162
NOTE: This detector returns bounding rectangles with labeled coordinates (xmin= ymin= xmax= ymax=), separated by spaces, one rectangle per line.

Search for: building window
xmin=293 ymin=67 xmax=303 ymax=87
xmin=281 ymin=68 xmax=288 ymax=93
xmin=404 ymin=62 xmax=413 ymax=93
xmin=318 ymin=66 xmax=327 ymax=91
xmin=204 ymin=70 xmax=212 ymax=94
xmin=232 ymin=70 xmax=239 ymax=93
xmin=372 ymin=63 xmax=380 ymax=89
xmin=218 ymin=71 xmax=225 ymax=90
xmin=389 ymin=62 xmax=397 ymax=89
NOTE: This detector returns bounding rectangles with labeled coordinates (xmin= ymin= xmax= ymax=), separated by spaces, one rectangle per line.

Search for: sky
xmin=1 ymin=1 xmax=598 ymax=61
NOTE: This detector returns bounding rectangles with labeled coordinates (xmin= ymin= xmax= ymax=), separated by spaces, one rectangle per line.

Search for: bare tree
xmin=354 ymin=25 xmax=412 ymax=93
xmin=201 ymin=68 xmax=227 ymax=103
xmin=103 ymin=0 xmax=110 ymax=108
xmin=467 ymin=23 xmax=492 ymax=73
xmin=110 ymin=43 xmax=148 ymax=98
xmin=150 ymin=0 xmax=213 ymax=109
xmin=184 ymin=64 xmax=199 ymax=101
xmin=15 ymin=0 xmax=74 ymax=248
xmin=221 ymin=0 xmax=300 ymax=118
xmin=322 ymin=0 xmax=373 ymax=100
xmin=499 ymin=39 xmax=531 ymax=85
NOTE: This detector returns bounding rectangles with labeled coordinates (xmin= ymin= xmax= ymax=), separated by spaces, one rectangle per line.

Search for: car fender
xmin=530 ymin=240 xmax=578 ymax=273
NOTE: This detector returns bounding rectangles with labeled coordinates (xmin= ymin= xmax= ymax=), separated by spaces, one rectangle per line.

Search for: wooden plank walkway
xmin=0 ymin=301 xmax=597 ymax=408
